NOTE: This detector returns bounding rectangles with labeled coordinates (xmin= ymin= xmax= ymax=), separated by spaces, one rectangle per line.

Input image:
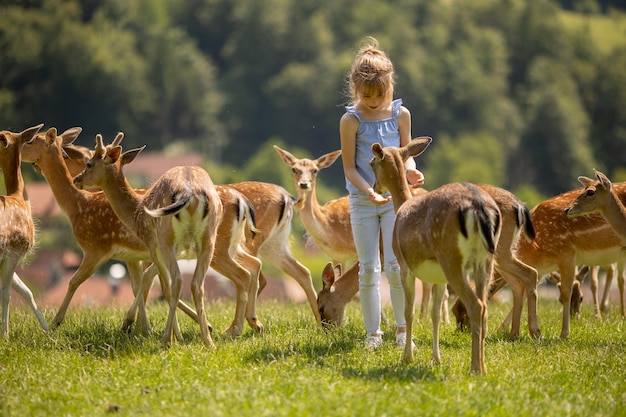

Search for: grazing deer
xmin=273 ymin=145 xmax=431 ymax=325
xmin=564 ymin=170 xmax=626 ymax=317
xmin=0 ymin=124 xmax=49 ymax=339
xmin=74 ymin=133 xmax=224 ymax=348
xmin=23 ymin=127 xmax=264 ymax=338
xmin=371 ymin=137 xmax=501 ymax=374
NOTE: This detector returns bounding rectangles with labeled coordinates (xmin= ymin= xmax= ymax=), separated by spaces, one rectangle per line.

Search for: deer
xmin=491 ymin=177 xmax=626 ymax=339
xmin=0 ymin=124 xmax=49 ymax=339
xmin=23 ymin=127 xmax=264 ymax=338
xmin=29 ymin=128 xmax=322 ymax=329
xmin=227 ymin=180 xmax=323 ymax=324
xmin=317 ymin=149 xmax=540 ymax=341
xmin=73 ymin=133 xmax=226 ymax=348
xmin=563 ymin=169 xmax=626 ymax=317
xmin=273 ymin=145 xmax=433 ymax=326
xmin=370 ymin=136 xmax=501 ymax=374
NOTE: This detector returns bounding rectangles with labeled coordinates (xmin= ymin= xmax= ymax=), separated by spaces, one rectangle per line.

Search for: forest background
xmin=2 ymin=0 xmax=626 ymax=258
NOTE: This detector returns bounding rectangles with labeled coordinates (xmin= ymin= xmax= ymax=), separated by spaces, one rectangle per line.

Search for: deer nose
xmin=298 ymin=182 xmax=311 ymax=190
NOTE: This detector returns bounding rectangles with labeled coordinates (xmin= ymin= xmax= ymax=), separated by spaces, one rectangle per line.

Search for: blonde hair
xmin=346 ymin=36 xmax=395 ymax=105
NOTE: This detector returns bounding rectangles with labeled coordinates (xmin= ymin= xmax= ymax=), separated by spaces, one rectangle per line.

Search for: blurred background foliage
xmin=2 ymin=0 xmax=626 ymax=259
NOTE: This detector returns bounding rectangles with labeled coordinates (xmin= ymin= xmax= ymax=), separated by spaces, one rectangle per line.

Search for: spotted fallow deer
xmin=31 ymin=129 xmax=322 ymax=329
xmin=22 ymin=128 xmax=264 ymax=338
xmin=74 ymin=133 xmax=224 ymax=348
xmin=0 ymin=124 xmax=49 ymax=339
xmin=316 ymin=147 xmax=539 ymax=340
xmin=564 ymin=170 xmax=626 ymax=317
xmin=500 ymin=178 xmax=626 ymax=339
xmin=371 ymin=137 xmax=501 ymax=374
xmin=273 ymin=145 xmax=432 ymax=326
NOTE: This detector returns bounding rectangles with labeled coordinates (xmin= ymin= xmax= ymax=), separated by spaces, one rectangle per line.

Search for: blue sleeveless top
xmin=344 ymin=98 xmax=403 ymax=196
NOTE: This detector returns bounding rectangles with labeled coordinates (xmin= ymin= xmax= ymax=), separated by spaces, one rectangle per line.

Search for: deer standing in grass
xmin=31 ymin=129 xmax=321 ymax=330
xmin=507 ymin=179 xmax=626 ymax=338
xmin=0 ymin=124 xmax=49 ymax=339
xmin=23 ymin=128 xmax=264 ymax=338
xmin=564 ymin=170 xmax=626 ymax=317
xmin=273 ymin=145 xmax=431 ymax=326
xmin=371 ymin=137 xmax=501 ymax=374
xmin=74 ymin=133 xmax=223 ymax=348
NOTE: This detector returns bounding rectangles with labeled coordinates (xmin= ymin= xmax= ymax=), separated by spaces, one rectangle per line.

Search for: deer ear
xmin=577 ymin=176 xmax=595 ymax=187
xmin=120 ymin=145 xmax=145 ymax=166
xmin=371 ymin=143 xmax=384 ymax=159
xmin=594 ymin=170 xmax=612 ymax=191
xmin=321 ymin=263 xmax=336 ymax=289
xmin=45 ymin=127 xmax=57 ymax=144
xmin=60 ymin=127 xmax=82 ymax=145
xmin=106 ymin=146 xmax=123 ymax=163
xmin=273 ymin=145 xmax=297 ymax=166
xmin=546 ymin=271 xmax=561 ymax=285
xmin=20 ymin=123 xmax=44 ymax=143
xmin=316 ymin=150 xmax=342 ymax=169
xmin=405 ymin=136 xmax=432 ymax=158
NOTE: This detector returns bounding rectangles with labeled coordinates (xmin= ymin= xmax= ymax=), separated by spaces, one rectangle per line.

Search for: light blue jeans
xmin=349 ymin=194 xmax=406 ymax=336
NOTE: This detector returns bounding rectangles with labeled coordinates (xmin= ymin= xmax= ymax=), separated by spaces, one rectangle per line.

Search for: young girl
xmin=340 ymin=37 xmax=424 ymax=350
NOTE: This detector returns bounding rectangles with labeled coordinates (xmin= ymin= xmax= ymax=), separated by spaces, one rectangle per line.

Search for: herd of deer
xmin=1 ymin=124 xmax=625 ymax=374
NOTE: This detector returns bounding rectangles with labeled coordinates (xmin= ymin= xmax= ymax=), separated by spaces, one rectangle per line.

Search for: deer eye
xmin=586 ymin=189 xmax=595 ymax=197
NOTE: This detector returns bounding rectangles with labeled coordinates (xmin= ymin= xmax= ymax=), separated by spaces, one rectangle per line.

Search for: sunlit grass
xmin=1 ymin=298 xmax=625 ymax=416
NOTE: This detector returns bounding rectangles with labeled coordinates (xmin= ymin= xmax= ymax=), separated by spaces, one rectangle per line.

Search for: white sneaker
xmin=396 ymin=332 xmax=415 ymax=349
xmin=365 ymin=334 xmax=383 ymax=351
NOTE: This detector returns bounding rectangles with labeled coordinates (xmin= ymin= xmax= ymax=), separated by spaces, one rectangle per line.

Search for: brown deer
xmin=503 ymin=179 xmax=626 ymax=339
xmin=273 ymin=145 xmax=432 ymax=325
xmin=227 ymin=181 xmax=322 ymax=326
xmin=29 ymin=128 xmax=322 ymax=329
xmin=318 ymin=150 xmax=540 ymax=341
xmin=0 ymin=124 xmax=49 ymax=339
xmin=23 ymin=128 xmax=264 ymax=338
xmin=564 ymin=170 xmax=626 ymax=317
xmin=74 ymin=133 xmax=224 ymax=348
xmin=370 ymin=137 xmax=501 ymax=374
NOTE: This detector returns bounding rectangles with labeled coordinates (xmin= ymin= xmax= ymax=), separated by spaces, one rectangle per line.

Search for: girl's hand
xmin=368 ymin=189 xmax=392 ymax=204
xmin=406 ymin=169 xmax=425 ymax=187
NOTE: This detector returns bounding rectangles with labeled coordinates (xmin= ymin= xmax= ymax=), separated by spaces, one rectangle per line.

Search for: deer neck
xmin=0 ymin=147 xmax=23 ymax=198
xmin=387 ymin=173 xmax=413 ymax=213
xmin=298 ymin=184 xmax=324 ymax=224
xmin=333 ymin=262 xmax=360 ymax=302
xmin=601 ymin=191 xmax=626 ymax=243
xmin=37 ymin=145 xmax=89 ymax=216
xmin=100 ymin=169 xmax=142 ymax=231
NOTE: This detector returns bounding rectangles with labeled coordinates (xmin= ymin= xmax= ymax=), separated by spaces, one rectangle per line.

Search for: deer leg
xmin=52 ymin=254 xmax=103 ymax=327
xmin=441 ymin=286 xmax=450 ymax=325
xmin=11 ymin=273 xmax=48 ymax=331
xmin=123 ymin=262 xmax=156 ymax=334
xmin=590 ymin=266 xmax=601 ymax=318
xmin=618 ymin=269 xmax=625 ymax=318
xmin=1 ymin=263 xmax=14 ymax=339
xmin=275 ymin=254 xmax=321 ymax=325
xmin=216 ymin=256 xmax=253 ymax=339
xmin=240 ymin=253 xmax=263 ymax=334
xmin=191 ymin=242 xmax=215 ymax=348
xmin=121 ymin=261 xmax=151 ymax=334
xmin=431 ymin=284 xmax=446 ymax=365
xmin=600 ymin=265 xmax=614 ymax=316
xmin=152 ymin=248 xmax=181 ymax=348
xmin=557 ymin=263 xmax=576 ymax=339
xmin=402 ymin=271 xmax=416 ymax=364
xmin=420 ymin=281 xmax=431 ymax=321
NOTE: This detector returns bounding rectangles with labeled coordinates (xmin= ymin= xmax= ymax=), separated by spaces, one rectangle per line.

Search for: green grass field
xmin=1 ymin=298 xmax=625 ymax=417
